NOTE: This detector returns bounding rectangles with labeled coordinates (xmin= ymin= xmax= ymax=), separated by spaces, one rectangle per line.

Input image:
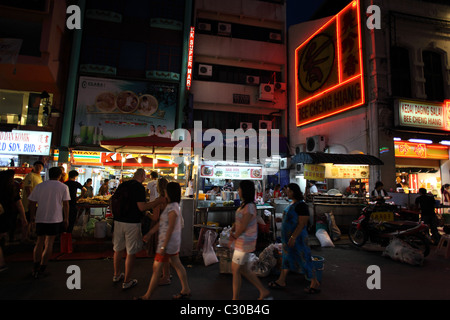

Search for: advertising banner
xmin=304 ymin=164 xmax=326 ymax=181
xmin=72 ymin=76 xmax=177 ymax=147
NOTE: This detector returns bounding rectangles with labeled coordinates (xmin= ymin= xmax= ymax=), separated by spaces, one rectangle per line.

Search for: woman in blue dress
xmin=268 ymin=183 xmax=320 ymax=293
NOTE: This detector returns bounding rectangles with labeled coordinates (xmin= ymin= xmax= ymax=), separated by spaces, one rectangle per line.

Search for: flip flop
xmin=268 ymin=281 xmax=286 ymax=289
xmin=172 ymin=292 xmax=191 ymax=300
xmin=304 ymin=286 xmax=321 ymax=294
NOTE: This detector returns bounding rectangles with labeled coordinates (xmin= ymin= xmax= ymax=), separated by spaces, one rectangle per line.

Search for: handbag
xmin=60 ymin=232 xmax=73 ymax=254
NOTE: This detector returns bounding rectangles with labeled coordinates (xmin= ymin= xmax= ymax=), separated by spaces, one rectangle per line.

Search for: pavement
xmin=1 ymin=234 xmax=450 ymax=305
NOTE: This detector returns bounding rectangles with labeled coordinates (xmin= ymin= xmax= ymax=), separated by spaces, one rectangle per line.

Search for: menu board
xmin=326 ymin=164 xmax=369 ymax=179
xmin=200 ymin=165 xmax=263 ymax=180
xmin=304 ymin=164 xmax=326 ymax=182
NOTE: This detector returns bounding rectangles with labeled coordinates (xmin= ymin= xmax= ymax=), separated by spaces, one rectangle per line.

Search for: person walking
xmin=415 ymin=188 xmax=440 ymax=244
xmin=229 ymin=180 xmax=271 ymax=300
xmin=28 ymin=167 xmax=70 ymax=278
xmin=268 ymin=183 xmax=321 ymax=294
xmin=65 ymin=170 xmax=86 ymax=233
xmin=111 ymin=169 xmax=164 ymax=290
xmin=137 ymin=182 xmax=191 ymax=300
xmin=0 ymin=170 xmax=27 ymax=272
xmin=143 ymin=177 xmax=172 ymax=285
xmin=22 ymin=161 xmax=44 ymax=241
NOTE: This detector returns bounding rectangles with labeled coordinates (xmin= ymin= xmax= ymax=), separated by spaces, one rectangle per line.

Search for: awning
xmin=291 ymin=152 xmax=384 ymax=165
xmin=100 ymin=136 xmax=181 ymax=154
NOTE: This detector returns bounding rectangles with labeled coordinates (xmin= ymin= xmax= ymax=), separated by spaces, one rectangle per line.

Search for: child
xmin=137 ymin=182 xmax=191 ymax=300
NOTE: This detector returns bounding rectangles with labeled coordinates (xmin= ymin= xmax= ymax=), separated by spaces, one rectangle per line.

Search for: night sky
xmin=286 ymin=0 xmax=327 ymax=27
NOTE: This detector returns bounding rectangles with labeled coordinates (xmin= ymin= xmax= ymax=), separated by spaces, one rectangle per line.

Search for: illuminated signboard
xmin=186 ymin=27 xmax=195 ymax=90
xmin=0 ymin=130 xmax=52 ymax=156
xmin=395 ymin=99 xmax=450 ymax=131
xmin=295 ymin=0 xmax=364 ymax=127
xmin=394 ymin=141 xmax=449 ymax=160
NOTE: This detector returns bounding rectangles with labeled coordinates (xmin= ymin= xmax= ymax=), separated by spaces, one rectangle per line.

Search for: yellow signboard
xmin=304 ymin=164 xmax=326 ymax=181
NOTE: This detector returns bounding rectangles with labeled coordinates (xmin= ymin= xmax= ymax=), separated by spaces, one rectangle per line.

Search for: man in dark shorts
xmin=65 ymin=170 xmax=86 ymax=233
xmin=28 ymin=167 xmax=70 ymax=278
xmin=415 ymin=188 xmax=440 ymax=244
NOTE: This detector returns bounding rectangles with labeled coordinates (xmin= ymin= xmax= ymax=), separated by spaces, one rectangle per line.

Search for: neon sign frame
xmin=295 ymin=0 xmax=365 ymax=127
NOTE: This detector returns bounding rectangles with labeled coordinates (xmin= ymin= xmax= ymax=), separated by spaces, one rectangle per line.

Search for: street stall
xmin=99 ymin=135 xmax=196 ymax=257
xmin=291 ymin=152 xmax=384 ymax=232
xmin=195 ymin=161 xmax=277 ymax=242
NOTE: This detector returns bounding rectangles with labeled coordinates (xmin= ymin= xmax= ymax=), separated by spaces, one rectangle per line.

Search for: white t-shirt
xmin=28 ymin=180 xmax=71 ymax=223
xmin=147 ymin=180 xmax=159 ymax=202
xmin=157 ymin=202 xmax=183 ymax=254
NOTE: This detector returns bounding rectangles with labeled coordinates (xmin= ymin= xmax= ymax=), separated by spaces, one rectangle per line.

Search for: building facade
xmin=288 ymin=0 xmax=450 ymax=198
xmin=0 ymin=0 xmax=70 ymax=167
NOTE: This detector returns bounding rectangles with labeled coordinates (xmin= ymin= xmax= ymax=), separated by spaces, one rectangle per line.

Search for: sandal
xmin=172 ymin=292 xmax=191 ymax=300
xmin=304 ymin=286 xmax=321 ymax=294
xmin=268 ymin=281 xmax=286 ymax=289
xmin=158 ymin=278 xmax=172 ymax=286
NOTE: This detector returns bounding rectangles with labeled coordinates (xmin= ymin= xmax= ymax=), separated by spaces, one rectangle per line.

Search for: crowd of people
xmin=0 ymin=162 xmax=323 ymax=300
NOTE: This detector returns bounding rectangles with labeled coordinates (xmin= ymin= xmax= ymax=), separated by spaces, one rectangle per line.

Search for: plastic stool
xmin=436 ymin=234 xmax=450 ymax=259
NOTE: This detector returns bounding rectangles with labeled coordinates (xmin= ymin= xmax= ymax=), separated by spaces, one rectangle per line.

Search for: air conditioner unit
xmin=295 ymin=163 xmax=304 ymax=174
xmin=198 ymin=22 xmax=211 ymax=31
xmin=295 ymin=144 xmax=305 ymax=154
xmin=280 ymin=157 xmax=290 ymax=169
xmin=259 ymin=120 xmax=272 ymax=131
xmin=274 ymin=82 xmax=286 ymax=92
xmin=306 ymin=135 xmax=326 ymax=153
xmin=198 ymin=64 xmax=212 ymax=76
xmin=246 ymin=75 xmax=260 ymax=85
xmin=269 ymin=32 xmax=282 ymax=41
xmin=240 ymin=122 xmax=252 ymax=131
xmin=259 ymin=84 xmax=274 ymax=101
xmin=218 ymin=22 xmax=232 ymax=35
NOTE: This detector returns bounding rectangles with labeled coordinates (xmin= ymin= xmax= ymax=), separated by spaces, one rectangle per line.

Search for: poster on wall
xmin=72 ymin=76 xmax=177 ymax=147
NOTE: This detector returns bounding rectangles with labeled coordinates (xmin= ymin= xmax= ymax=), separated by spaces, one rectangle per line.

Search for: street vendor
xmin=370 ymin=181 xmax=391 ymax=202
xmin=208 ymin=186 xmax=220 ymax=195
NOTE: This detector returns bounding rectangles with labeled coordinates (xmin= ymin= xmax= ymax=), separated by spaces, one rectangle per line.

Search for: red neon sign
xmin=295 ymin=0 xmax=365 ymax=127
xmin=186 ymin=27 xmax=195 ymax=90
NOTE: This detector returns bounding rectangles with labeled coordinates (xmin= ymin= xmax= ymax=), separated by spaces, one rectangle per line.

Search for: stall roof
xmin=100 ymin=136 xmax=182 ymax=154
xmin=292 ymin=152 xmax=384 ymax=165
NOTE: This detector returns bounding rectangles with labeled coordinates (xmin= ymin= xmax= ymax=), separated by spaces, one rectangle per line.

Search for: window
xmin=0 ymin=89 xmax=52 ymax=127
xmin=390 ymin=47 xmax=411 ymax=98
xmin=422 ymin=50 xmax=445 ymax=102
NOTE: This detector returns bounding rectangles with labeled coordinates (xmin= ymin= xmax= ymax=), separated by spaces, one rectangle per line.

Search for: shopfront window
xmin=0 ymin=89 xmax=53 ymax=127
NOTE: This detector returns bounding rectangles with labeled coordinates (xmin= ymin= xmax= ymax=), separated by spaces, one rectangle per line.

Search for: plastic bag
xmin=382 ymin=238 xmax=424 ymax=266
xmin=203 ymin=230 xmax=218 ymax=266
xmin=315 ymin=228 xmax=335 ymax=247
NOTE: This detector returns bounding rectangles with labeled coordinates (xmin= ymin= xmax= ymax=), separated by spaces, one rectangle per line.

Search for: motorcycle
xmin=348 ymin=203 xmax=431 ymax=257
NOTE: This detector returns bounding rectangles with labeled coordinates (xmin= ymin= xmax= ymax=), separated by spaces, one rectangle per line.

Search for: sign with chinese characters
xmin=295 ymin=0 xmax=364 ymax=127
xmin=394 ymin=141 xmax=449 ymax=160
xmin=200 ymin=165 xmax=263 ymax=180
xmin=395 ymin=99 xmax=450 ymax=131
xmin=325 ymin=164 xmax=369 ymax=179
xmin=186 ymin=27 xmax=195 ymax=90
xmin=0 ymin=130 xmax=52 ymax=156
xmin=304 ymin=164 xmax=326 ymax=181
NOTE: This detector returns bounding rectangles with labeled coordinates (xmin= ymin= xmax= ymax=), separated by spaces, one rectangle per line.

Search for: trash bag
xmin=382 ymin=237 xmax=424 ymax=266
xmin=315 ymin=228 xmax=335 ymax=247
xmin=250 ymin=243 xmax=281 ymax=277
xmin=203 ymin=230 xmax=218 ymax=266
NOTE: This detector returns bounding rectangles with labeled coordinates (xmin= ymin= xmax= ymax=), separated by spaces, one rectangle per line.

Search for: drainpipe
xmin=59 ymin=0 xmax=85 ymax=163
xmin=177 ymin=0 xmax=193 ymax=129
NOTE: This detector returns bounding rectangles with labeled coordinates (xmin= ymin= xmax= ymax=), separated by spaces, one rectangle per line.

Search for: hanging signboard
xmin=0 ymin=130 xmax=52 ymax=156
xmin=395 ymin=99 xmax=450 ymax=131
xmin=295 ymin=0 xmax=365 ymax=127
xmin=304 ymin=164 xmax=326 ymax=181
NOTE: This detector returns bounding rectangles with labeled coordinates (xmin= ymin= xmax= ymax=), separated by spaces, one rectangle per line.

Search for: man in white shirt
xmin=147 ymin=171 xmax=159 ymax=202
xmin=28 ymin=166 xmax=70 ymax=278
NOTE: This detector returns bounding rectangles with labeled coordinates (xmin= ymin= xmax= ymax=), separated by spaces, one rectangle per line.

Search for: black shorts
xmin=36 ymin=222 xmax=64 ymax=236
